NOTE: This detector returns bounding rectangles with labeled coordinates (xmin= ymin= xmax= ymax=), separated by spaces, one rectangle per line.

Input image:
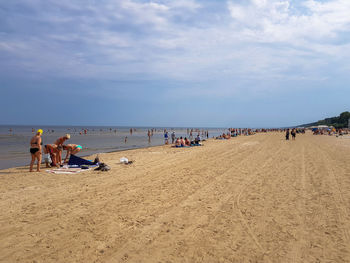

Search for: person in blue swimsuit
xmin=63 ymin=144 xmax=83 ymax=163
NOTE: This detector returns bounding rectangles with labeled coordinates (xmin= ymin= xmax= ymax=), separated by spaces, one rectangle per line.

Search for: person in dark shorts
xmin=291 ymin=128 xmax=296 ymax=140
xmin=285 ymin=129 xmax=290 ymax=140
xmin=29 ymin=129 xmax=43 ymax=172
xmin=171 ymin=131 xmax=176 ymax=144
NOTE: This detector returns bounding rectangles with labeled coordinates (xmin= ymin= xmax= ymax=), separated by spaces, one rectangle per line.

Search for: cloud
xmin=0 ymin=0 xmax=350 ymax=97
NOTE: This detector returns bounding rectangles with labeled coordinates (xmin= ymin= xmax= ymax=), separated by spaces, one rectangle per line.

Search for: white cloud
xmin=1 ymin=0 xmax=350 ymax=95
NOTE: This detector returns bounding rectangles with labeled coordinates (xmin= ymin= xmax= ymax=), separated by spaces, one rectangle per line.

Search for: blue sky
xmin=1 ymin=0 xmax=349 ymax=127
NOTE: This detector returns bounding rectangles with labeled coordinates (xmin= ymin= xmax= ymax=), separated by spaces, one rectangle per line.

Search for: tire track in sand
xmin=317 ymin=145 xmax=350 ymax=243
xmin=105 ymin=138 xmax=270 ymax=262
xmin=233 ymin=139 xmax=286 ymax=263
xmin=290 ymin=145 xmax=307 ymax=263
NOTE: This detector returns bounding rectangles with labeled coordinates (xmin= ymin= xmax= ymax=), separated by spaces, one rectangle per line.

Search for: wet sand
xmin=1 ymin=133 xmax=350 ymax=262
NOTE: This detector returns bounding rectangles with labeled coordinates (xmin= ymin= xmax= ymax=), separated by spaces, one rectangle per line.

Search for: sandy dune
xmin=1 ymin=133 xmax=350 ymax=262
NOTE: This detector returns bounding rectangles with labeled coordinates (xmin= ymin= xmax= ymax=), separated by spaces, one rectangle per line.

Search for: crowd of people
xmin=29 ymin=131 xmax=82 ymax=172
xmin=174 ymin=134 xmax=202 ymax=147
xmin=312 ymin=127 xmax=349 ymax=136
xmin=31 ymin=126 xmax=344 ymax=171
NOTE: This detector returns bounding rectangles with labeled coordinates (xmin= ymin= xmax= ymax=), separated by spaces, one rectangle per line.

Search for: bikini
xmin=30 ymin=141 xmax=42 ymax=154
xmin=30 ymin=148 xmax=39 ymax=154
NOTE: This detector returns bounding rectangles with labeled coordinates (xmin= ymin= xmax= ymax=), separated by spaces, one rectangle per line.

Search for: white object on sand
xmin=120 ymin=157 xmax=129 ymax=163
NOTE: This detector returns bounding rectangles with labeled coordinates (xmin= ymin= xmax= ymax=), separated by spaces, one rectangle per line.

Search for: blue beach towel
xmin=68 ymin=154 xmax=95 ymax=167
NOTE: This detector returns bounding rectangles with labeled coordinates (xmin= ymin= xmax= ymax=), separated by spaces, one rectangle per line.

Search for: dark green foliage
xmin=302 ymin=111 xmax=350 ymax=128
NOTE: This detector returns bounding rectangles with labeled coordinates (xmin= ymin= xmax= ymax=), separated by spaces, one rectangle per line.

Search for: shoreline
xmin=0 ymin=125 xmax=223 ymax=170
xmin=0 ymin=138 xmax=214 ymax=171
xmin=0 ymin=141 xmax=170 ymax=171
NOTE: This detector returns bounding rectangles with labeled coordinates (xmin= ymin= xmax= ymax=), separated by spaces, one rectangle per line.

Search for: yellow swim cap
xmin=37 ymin=129 xmax=43 ymax=134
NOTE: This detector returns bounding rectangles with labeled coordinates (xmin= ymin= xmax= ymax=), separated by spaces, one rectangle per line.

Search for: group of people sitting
xmin=29 ymin=130 xmax=83 ymax=172
xmin=174 ymin=135 xmax=202 ymax=147
xmin=216 ymin=133 xmax=232 ymax=139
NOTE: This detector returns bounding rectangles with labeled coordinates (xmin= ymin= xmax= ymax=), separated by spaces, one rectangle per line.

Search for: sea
xmin=0 ymin=125 xmax=228 ymax=170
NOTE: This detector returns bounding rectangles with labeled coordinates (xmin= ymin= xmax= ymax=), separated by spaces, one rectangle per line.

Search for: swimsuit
xmin=30 ymin=139 xmax=42 ymax=154
xmin=30 ymin=148 xmax=39 ymax=154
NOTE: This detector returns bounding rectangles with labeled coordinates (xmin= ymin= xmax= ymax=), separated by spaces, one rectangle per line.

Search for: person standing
xmin=29 ymin=129 xmax=43 ymax=172
xmin=164 ymin=130 xmax=169 ymax=145
xmin=285 ymin=129 xmax=290 ymax=140
xmin=291 ymin=128 xmax=296 ymax=140
xmin=148 ymin=130 xmax=151 ymax=144
xmin=171 ymin=131 xmax=176 ymax=144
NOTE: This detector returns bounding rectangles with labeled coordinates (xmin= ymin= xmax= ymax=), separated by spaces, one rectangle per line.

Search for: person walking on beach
xmin=29 ymin=129 xmax=43 ymax=172
xmin=285 ymin=129 xmax=290 ymax=140
xmin=291 ymin=128 xmax=296 ymax=140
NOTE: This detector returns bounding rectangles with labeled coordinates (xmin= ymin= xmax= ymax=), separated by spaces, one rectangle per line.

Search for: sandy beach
xmin=1 ymin=132 xmax=350 ymax=263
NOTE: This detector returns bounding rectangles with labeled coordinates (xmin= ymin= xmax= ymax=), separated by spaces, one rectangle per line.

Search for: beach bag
xmin=95 ymin=163 xmax=111 ymax=171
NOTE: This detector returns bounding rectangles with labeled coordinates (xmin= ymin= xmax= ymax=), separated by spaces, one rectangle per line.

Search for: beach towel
xmin=46 ymin=168 xmax=86 ymax=174
xmin=68 ymin=154 xmax=95 ymax=167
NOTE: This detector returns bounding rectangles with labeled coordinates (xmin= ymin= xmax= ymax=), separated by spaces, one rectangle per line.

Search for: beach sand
xmin=1 ymin=132 xmax=350 ymax=262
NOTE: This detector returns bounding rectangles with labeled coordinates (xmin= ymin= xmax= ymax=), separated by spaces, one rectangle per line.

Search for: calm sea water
xmin=0 ymin=125 xmax=227 ymax=169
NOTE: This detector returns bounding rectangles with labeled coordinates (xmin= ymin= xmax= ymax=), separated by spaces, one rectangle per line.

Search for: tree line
xmin=302 ymin=111 xmax=350 ymax=129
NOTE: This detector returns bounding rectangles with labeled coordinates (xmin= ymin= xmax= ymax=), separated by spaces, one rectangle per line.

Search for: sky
xmin=1 ymin=0 xmax=350 ymax=128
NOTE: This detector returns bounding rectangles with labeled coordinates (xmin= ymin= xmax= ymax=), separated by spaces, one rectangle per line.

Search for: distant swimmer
xmin=148 ymin=130 xmax=151 ymax=143
xmin=125 ymin=136 xmax=128 ymax=144
xmin=29 ymin=129 xmax=43 ymax=172
xmin=63 ymin=144 xmax=83 ymax=163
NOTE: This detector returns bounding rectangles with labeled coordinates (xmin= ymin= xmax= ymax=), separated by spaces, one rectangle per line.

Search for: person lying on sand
xmin=63 ymin=144 xmax=82 ymax=163
xmin=29 ymin=129 xmax=43 ymax=172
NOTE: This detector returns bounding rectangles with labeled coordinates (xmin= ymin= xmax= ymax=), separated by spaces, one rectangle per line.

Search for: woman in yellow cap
xmin=29 ymin=129 xmax=43 ymax=172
